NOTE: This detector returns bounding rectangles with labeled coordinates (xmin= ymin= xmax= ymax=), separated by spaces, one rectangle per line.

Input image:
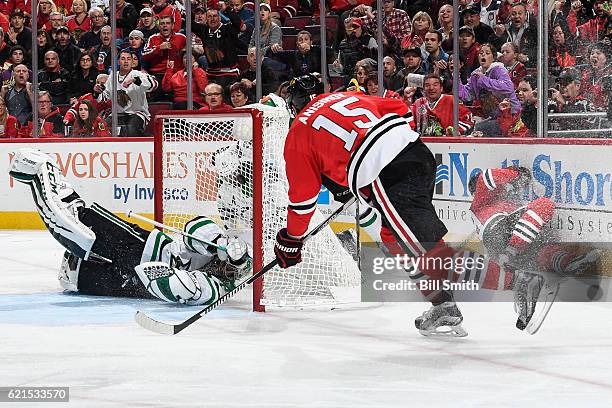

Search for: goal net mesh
xmin=157 ymin=107 xmax=361 ymax=308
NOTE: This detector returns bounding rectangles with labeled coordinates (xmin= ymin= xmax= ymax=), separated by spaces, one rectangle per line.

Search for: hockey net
xmin=154 ymin=107 xmax=362 ymax=310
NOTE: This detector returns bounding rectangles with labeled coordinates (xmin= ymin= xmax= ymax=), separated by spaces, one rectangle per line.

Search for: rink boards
xmin=1 ymin=137 xmax=611 ymax=243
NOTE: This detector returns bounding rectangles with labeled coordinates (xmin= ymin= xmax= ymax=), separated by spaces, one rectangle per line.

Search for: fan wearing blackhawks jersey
xmin=273 ymin=74 xmax=470 ymax=336
xmin=411 ymin=74 xmax=474 ymax=136
xmin=9 ymin=148 xmax=252 ymax=306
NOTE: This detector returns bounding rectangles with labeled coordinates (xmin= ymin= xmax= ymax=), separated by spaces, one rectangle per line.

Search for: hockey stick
xmin=126 ymin=210 xmax=226 ymax=252
xmin=134 ymin=196 xmax=358 ymax=335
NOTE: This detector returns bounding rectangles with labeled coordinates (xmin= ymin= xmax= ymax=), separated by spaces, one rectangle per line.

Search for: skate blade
xmin=419 ymin=324 xmax=468 ymax=338
xmin=525 ymin=282 xmax=560 ymax=335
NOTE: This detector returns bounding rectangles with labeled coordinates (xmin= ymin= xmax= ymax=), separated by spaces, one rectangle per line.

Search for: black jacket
xmin=38 ymin=68 xmax=71 ymax=105
xmin=193 ymin=10 xmax=242 ymax=70
xmin=53 ymin=43 xmax=82 ymax=74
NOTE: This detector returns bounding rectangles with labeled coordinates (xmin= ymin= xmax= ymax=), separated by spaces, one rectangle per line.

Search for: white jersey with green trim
xmin=140 ymin=216 xmax=224 ymax=272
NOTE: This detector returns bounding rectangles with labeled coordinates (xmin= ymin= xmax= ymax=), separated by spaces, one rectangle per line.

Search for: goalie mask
xmin=286 ymin=74 xmax=324 ymax=116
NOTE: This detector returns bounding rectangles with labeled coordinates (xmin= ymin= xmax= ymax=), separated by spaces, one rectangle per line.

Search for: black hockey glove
xmin=274 ymin=228 xmax=303 ymax=269
xmin=322 ymin=174 xmax=354 ymax=203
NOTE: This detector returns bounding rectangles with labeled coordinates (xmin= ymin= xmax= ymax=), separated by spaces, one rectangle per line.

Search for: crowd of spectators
xmin=0 ymin=0 xmax=610 ymax=138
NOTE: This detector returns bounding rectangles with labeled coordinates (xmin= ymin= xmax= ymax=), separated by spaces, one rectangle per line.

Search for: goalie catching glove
xmin=274 ymin=228 xmax=303 ymax=268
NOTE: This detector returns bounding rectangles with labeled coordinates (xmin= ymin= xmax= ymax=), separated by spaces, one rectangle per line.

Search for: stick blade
xmin=134 ymin=311 xmax=178 ymax=335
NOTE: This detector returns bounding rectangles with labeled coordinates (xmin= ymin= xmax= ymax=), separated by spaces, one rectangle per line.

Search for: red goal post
xmin=154 ymin=107 xmax=362 ymax=312
xmin=154 ymin=109 xmax=266 ymax=311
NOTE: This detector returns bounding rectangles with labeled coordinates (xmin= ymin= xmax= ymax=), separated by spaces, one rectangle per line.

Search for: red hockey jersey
xmin=470 ymin=167 xmax=523 ymax=233
xmin=284 ymin=92 xmax=417 ymax=237
xmin=411 ymin=94 xmax=474 ymax=136
xmin=142 ymin=32 xmax=187 ymax=75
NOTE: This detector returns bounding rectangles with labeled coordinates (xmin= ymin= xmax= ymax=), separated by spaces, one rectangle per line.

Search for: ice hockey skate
xmin=415 ymin=301 xmax=468 ymax=337
xmin=513 ymin=270 xmax=559 ymax=335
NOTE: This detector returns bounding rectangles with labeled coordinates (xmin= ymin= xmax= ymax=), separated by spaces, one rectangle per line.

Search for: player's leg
xmin=537 ymin=244 xmax=602 ymax=277
xmin=55 ymin=202 xmax=153 ymax=298
xmin=367 ymin=141 xmax=466 ymax=335
xmin=9 ymin=148 xmax=154 ymax=297
xmin=9 ymin=148 xmax=96 ymax=259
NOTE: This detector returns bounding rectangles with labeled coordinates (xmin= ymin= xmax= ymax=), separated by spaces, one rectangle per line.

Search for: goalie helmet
xmin=286 ymin=73 xmax=324 ymax=115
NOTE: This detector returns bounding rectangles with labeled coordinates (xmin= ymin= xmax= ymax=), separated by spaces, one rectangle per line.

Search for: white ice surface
xmin=2 ymin=230 xmax=612 ymax=407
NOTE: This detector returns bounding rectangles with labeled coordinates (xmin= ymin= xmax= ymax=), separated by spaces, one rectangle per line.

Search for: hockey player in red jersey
xmin=468 ymin=166 xmax=601 ymax=331
xmin=274 ymin=74 xmax=470 ymax=336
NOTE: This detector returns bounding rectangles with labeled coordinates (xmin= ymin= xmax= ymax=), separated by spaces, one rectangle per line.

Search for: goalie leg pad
xmin=9 ymin=148 xmax=96 ymax=260
xmin=135 ymin=262 xmax=228 ymax=306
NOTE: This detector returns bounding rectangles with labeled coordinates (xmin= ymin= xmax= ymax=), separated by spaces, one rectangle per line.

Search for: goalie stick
xmin=126 ymin=210 xmax=226 ymax=252
xmin=134 ymin=196 xmax=358 ymax=335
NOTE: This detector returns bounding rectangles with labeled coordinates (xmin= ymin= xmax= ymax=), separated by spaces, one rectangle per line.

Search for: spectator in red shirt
xmin=580 ymin=41 xmax=612 ymax=110
xmin=37 ymin=0 xmax=57 ymax=31
xmin=0 ymin=97 xmax=20 ymax=138
xmin=567 ymin=0 xmax=610 ymax=44
xmin=199 ymin=83 xmax=233 ymax=111
xmin=63 ymin=73 xmax=110 ymax=125
xmin=19 ymin=91 xmax=65 ymax=138
xmin=549 ymin=22 xmax=577 ymax=79
xmin=143 ymin=14 xmax=187 ymax=99
xmin=66 ymin=0 xmax=92 ymax=44
xmin=142 ymin=15 xmax=187 ymax=101
xmin=500 ymin=42 xmax=526 ymax=89
xmin=54 ymin=0 xmax=74 ymax=16
xmin=71 ymin=99 xmax=111 ymax=138
xmin=458 ymin=26 xmax=481 ymax=77
xmin=152 ymin=0 xmax=182 ymax=33
xmin=0 ymin=10 xmax=9 ymax=34
xmin=401 ymin=11 xmax=433 ymax=50
xmin=162 ymin=51 xmax=209 ymax=109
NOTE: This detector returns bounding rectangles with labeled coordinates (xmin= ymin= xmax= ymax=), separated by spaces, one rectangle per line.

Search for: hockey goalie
xmin=9 ymin=148 xmax=253 ymax=306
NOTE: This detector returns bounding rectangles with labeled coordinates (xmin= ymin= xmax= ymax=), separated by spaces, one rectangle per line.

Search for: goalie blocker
xmin=10 ymin=148 xmax=252 ymax=305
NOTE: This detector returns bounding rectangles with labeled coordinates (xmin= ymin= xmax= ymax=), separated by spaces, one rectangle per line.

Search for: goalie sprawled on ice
xmin=9 ymin=148 xmax=253 ymax=306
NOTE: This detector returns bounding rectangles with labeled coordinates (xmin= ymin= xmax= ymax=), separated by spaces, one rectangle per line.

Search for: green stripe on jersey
xmin=185 ymin=218 xmax=215 ymax=251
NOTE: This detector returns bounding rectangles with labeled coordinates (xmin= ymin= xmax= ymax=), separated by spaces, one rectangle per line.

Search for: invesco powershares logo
xmin=434 ymin=152 xmax=612 ymax=208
